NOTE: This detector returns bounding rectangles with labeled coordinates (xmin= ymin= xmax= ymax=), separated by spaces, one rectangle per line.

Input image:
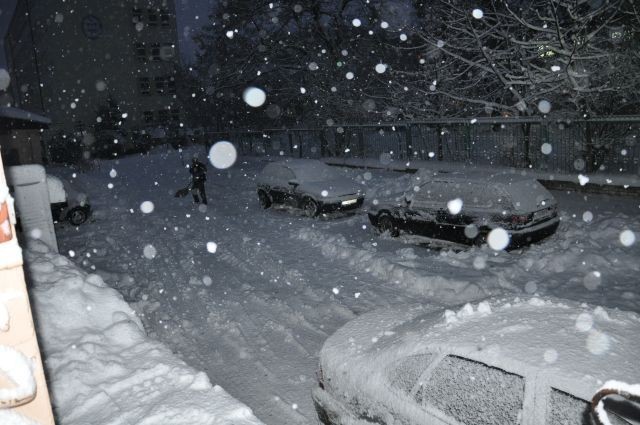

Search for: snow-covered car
xmin=313 ymin=297 xmax=640 ymax=425
xmin=256 ymin=159 xmax=364 ymax=217
xmin=46 ymin=175 xmax=91 ymax=225
xmin=368 ymin=169 xmax=559 ymax=249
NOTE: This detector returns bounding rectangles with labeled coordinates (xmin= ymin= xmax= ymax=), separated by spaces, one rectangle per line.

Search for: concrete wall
xmin=0 ymin=129 xmax=43 ymax=166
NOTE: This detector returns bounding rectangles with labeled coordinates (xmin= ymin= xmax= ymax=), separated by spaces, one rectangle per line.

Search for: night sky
xmin=0 ymin=0 xmax=216 ymax=68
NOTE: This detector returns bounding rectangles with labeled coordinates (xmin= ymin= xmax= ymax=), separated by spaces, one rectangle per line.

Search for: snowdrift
xmin=24 ymin=241 xmax=264 ymax=425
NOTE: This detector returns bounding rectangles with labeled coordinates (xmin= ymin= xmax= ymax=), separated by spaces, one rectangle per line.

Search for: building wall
xmin=4 ymin=0 xmax=181 ymax=137
xmin=0 ymin=129 xmax=44 ymax=166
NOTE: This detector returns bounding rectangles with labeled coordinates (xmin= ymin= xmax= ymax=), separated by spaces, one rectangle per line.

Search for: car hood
xmin=299 ymin=177 xmax=362 ymax=199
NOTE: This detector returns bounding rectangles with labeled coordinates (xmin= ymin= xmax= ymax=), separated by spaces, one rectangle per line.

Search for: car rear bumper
xmin=508 ymin=216 xmax=560 ymax=249
xmin=320 ymin=196 xmax=364 ymax=213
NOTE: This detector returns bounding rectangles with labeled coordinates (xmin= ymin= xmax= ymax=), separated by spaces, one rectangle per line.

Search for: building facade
xmin=4 ymin=0 xmax=182 ymax=141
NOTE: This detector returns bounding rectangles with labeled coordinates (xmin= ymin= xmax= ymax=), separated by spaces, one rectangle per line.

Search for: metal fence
xmin=206 ymin=116 xmax=640 ymax=176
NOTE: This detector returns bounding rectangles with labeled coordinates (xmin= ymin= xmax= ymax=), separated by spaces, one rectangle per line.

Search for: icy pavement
xmin=49 ymin=146 xmax=639 ymax=424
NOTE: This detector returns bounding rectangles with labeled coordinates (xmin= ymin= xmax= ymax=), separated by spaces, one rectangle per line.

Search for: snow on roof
xmin=0 ymin=106 xmax=51 ymax=127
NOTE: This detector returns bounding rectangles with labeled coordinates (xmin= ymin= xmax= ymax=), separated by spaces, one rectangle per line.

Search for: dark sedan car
xmin=256 ymin=159 xmax=364 ymax=217
xmin=368 ymin=169 xmax=559 ymax=250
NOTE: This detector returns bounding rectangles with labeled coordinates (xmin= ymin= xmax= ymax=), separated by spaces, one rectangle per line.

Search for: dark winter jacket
xmin=190 ymin=160 xmax=207 ymax=183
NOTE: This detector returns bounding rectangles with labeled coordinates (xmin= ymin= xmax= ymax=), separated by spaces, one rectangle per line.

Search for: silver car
xmin=369 ymin=169 xmax=560 ymax=249
xmin=313 ymin=297 xmax=640 ymax=425
xmin=256 ymin=159 xmax=364 ymax=217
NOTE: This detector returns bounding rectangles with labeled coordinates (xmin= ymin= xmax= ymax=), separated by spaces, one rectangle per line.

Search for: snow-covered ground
xmin=44 ymin=145 xmax=639 ymax=424
xmin=24 ymin=240 xmax=263 ymax=425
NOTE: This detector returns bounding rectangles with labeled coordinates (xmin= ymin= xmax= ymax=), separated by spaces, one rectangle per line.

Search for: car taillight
xmin=511 ymin=214 xmax=532 ymax=225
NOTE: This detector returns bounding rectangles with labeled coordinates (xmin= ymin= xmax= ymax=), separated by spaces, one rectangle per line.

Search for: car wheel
xmin=378 ymin=214 xmax=399 ymax=237
xmin=302 ymin=198 xmax=319 ymax=217
xmin=67 ymin=207 xmax=88 ymax=225
xmin=473 ymin=232 xmax=487 ymax=247
xmin=258 ymin=190 xmax=272 ymax=209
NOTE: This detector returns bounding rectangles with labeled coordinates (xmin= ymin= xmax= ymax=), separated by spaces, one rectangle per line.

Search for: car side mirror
xmin=288 ymin=180 xmax=299 ymax=188
xmin=591 ymin=383 xmax=640 ymax=425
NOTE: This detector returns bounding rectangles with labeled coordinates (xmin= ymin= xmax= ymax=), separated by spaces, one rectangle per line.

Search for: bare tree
xmin=394 ymin=0 xmax=640 ymax=118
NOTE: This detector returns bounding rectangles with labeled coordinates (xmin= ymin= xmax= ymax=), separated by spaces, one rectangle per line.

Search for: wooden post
xmin=585 ymin=121 xmax=594 ymax=173
xmin=522 ymin=122 xmax=531 ymax=168
xmin=437 ymin=124 xmax=444 ymax=161
xmin=405 ymin=124 xmax=412 ymax=160
xmin=298 ymin=133 xmax=303 ymax=158
xmin=288 ymin=132 xmax=294 ymax=156
xmin=0 ymin=153 xmax=55 ymax=425
xmin=319 ymin=130 xmax=327 ymax=157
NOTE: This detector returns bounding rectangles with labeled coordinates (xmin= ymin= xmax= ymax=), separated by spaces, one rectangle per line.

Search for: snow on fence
xmin=208 ymin=116 xmax=640 ymax=176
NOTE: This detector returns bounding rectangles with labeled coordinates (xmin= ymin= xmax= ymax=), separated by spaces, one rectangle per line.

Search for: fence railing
xmin=205 ymin=116 xmax=640 ymax=176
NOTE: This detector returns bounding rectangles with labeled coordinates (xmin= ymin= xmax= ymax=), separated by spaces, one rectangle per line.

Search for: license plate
xmin=341 ymin=199 xmax=357 ymax=206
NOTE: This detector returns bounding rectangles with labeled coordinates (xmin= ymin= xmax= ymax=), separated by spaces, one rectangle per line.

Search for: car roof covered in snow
xmin=320 ymin=297 xmax=640 ymax=401
xmin=271 ymin=158 xmax=327 ymax=172
xmin=413 ymin=168 xmax=536 ymax=185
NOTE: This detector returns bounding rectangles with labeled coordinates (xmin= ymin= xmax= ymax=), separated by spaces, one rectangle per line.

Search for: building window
xmin=147 ymin=9 xmax=158 ymax=27
xmin=160 ymin=9 xmax=171 ymax=27
xmin=157 ymin=109 xmax=170 ymax=123
xmin=150 ymin=43 xmax=161 ymax=61
xmin=132 ymin=8 xmax=143 ymax=24
xmin=160 ymin=43 xmax=175 ymax=60
xmin=152 ymin=76 xmax=177 ymax=96
xmin=134 ymin=42 xmax=146 ymax=62
xmin=167 ymin=77 xmax=176 ymax=95
xmin=154 ymin=76 xmax=166 ymax=94
xmin=138 ymin=77 xmax=151 ymax=95
xmin=143 ymin=111 xmax=154 ymax=123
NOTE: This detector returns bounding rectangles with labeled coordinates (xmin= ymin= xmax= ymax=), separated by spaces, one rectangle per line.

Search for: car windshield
xmin=292 ymin=162 xmax=339 ymax=182
xmin=503 ymin=179 xmax=554 ymax=211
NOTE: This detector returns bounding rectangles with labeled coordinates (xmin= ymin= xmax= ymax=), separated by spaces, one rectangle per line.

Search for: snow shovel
xmin=174 ymin=183 xmax=191 ymax=198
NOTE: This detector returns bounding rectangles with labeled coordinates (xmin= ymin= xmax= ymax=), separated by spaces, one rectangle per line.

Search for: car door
xmin=402 ymin=185 xmax=441 ymax=236
xmin=269 ymin=165 xmax=292 ymax=203
xmin=281 ymin=166 xmax=301 ymax=206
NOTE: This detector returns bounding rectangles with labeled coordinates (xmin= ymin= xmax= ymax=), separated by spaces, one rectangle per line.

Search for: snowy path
xmin=52 ymin=147 xmax=639 ymax=424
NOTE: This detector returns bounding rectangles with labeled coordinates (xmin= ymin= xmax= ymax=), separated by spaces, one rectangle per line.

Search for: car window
xmin=547 ymin=388 xmax=597 ymax=425
xmin=413 ymin=181 xmax=491 ymax=210
xmin=415 ymin=355 xmax=525 ymax=425
xmin=387 ymin=353 xmax=434 ymax=393
xmin=267 ymin=165 xmax=292 ymax=183
xmin=291 ymin=162 xmax=338 ymax=182
xmin=260 ymin=164 xmax=279 ymax=182
xmin=484 ymin=185 xmax=511 ymax=209
xmin=411 ymin=181 xmax=449 ymax=209
xmin=282 ymin=167 xmax=296 ymax=182
xmin=503 ymin=180 xmax=553 ymax=212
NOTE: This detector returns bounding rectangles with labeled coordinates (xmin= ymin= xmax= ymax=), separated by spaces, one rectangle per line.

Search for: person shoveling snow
xmin=175 ymin=155 xmax=208 ymax=204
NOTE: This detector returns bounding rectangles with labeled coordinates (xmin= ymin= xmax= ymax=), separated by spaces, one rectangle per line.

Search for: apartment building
xmin=4 ymin=0 xmax=182 ymax=137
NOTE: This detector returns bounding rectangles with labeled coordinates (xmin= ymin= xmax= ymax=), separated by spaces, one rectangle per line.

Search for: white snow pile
xmin=294 ymin=228 xmax=485 ymax=302
xmin=23 ymin=241 xmax=263 ymax=425
xmin=443 ymin=300 xmax=492 ymax=324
